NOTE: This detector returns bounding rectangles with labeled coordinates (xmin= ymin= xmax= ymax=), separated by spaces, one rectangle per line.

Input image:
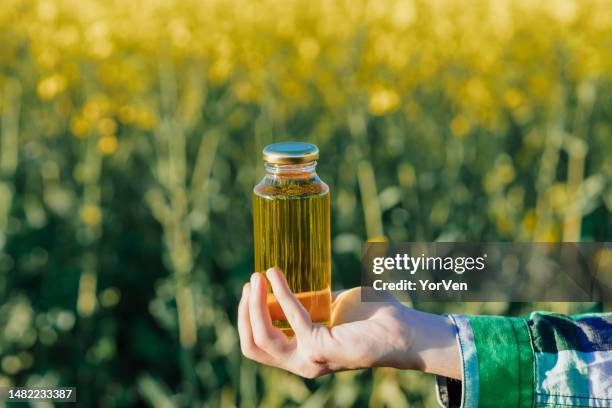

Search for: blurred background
xmin=0 ymin=0 xmax=611 ymax=406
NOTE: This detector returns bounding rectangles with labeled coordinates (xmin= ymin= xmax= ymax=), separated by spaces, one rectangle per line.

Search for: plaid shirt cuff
xmin=436 ymin=312 xmax=612 ymax=408
xmin=436 ymin=314 xmax=534 ymax=408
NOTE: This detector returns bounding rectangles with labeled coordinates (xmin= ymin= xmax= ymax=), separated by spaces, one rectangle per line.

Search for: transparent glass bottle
xmin=253 ymin=142 xmax=331 ymax=333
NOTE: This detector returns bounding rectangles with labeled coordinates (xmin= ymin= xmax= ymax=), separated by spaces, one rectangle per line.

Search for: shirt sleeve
xmin=436 ymin=312 xmax=612 ymax=408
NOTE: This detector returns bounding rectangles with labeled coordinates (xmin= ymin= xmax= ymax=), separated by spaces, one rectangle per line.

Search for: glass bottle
xmin=253 ymin=142 xmax=331 ymax=333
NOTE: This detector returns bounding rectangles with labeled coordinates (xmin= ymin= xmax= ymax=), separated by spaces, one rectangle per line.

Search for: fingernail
xmin=250 ymin=273 xmax=259 ymax=286
xmin=242 ymin=282 xmax=250 ymax=295
xmin=265 ymin=267 xmax=275 ymax=277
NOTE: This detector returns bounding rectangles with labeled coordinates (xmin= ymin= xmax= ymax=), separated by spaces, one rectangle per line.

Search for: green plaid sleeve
xmin=436 ymin=313 xmax=612 ymax=408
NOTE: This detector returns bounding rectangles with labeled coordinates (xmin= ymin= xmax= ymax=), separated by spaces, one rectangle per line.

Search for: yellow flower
xmin=208 ymin=59 xmax=233 ymax=84
xmin=36 ymin=0 xmax=57 ymax=22
xmin=497 ymin=163 xmax=515 ymax=184
xmin=233 ymin=81 xmax=258 ymax=103
xmin=496 ymin=217 xmax=513 ymax=234
xmin=83 ymin=101 xmax=102 ymax=122
xmin=97 ymin=118 xmax=117 ymax=136
xmin=136 ymin=109 xmax=156 ymax=130
xmin=298 ymin=38 xmax=320 ymax=61
xmin=538 ymin=226 xmax=560 ymax=243
xmin=36 ymin=49 xmax=59 ymax=70
xmin=97 ymin=135 xmax=118 ymax=156
xmin=503 ymin=88 xmax=524 ymax=109
xmin=547 ymin=183 xmax=569 ymax=213
xmin=280 ymin=79 xmax=304 ymax=100
xmin=37 ymin=74 xmax=67 ymax=100
xmin=168 ymin=18 xmax=191 ymax=48
xmin=368 ymin=87 xmax=400 ymax=116
xmin=465 ymin=78 xmax=492 ymax=107
xmin=71 ymin=117 xmax=90 ymax=139
xmin=522 ymin=209 xmax=537 ymax=232
xmin=118 ymin=105 xmax=136 ymax=124
xmin=80 ymin=204 xmax=102 ymax=226
xmin=450 ymin=115 xmax=470 ymax=138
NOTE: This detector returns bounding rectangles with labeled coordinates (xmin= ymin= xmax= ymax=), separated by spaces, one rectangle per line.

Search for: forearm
xmin=397 ymin=307 xmax=461 ymax=380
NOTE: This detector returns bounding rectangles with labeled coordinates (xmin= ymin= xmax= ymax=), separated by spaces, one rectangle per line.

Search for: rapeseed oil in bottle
xmin=253 ymin=142 xmax=331 ymax=332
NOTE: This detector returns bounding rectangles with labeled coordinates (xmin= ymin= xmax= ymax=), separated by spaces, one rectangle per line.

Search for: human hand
xmin=237 ymin=267 xmax=461 ymax=379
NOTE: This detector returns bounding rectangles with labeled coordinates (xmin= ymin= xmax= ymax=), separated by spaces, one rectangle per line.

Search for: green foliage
xmin=0 ymin=0 xmax=610 ymax=406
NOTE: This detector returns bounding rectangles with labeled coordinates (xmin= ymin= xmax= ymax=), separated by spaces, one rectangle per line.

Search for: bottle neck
xmin=264 ymin=161 xmax=317 ymax=177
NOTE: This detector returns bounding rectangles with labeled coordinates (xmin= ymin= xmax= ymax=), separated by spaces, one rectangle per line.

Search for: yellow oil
xmin=253 ymin=188 xmax=331 ymax=332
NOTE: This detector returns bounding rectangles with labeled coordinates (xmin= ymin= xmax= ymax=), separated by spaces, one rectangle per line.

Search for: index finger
xmin=266 ymin=267 xmax=312 ymax=338
xmin=248 ymin=273 xmax=292 ymax=356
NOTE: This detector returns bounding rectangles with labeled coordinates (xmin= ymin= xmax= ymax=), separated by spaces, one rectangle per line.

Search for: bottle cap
xmin=262 ymin=142 xmax=319 ymax=164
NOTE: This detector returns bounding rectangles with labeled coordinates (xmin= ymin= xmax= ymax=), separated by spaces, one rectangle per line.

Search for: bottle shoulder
xmin=254 ymin=174 xmax=329 ymax=199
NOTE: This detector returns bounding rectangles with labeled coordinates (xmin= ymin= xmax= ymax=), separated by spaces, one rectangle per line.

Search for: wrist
xmin=398 ymin=307 xmax=461 ymax=380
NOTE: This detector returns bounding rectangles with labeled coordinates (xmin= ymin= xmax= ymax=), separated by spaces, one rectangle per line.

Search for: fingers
xmin=248 ymin=272 xmax=292 ymax=356
xmin=239 ymin=272 xmax=332 ymax=379
xmin=266 ymin=267 xmax=312 ymax=338
xmin=237 ymin=283 xmax=275 ymax=364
